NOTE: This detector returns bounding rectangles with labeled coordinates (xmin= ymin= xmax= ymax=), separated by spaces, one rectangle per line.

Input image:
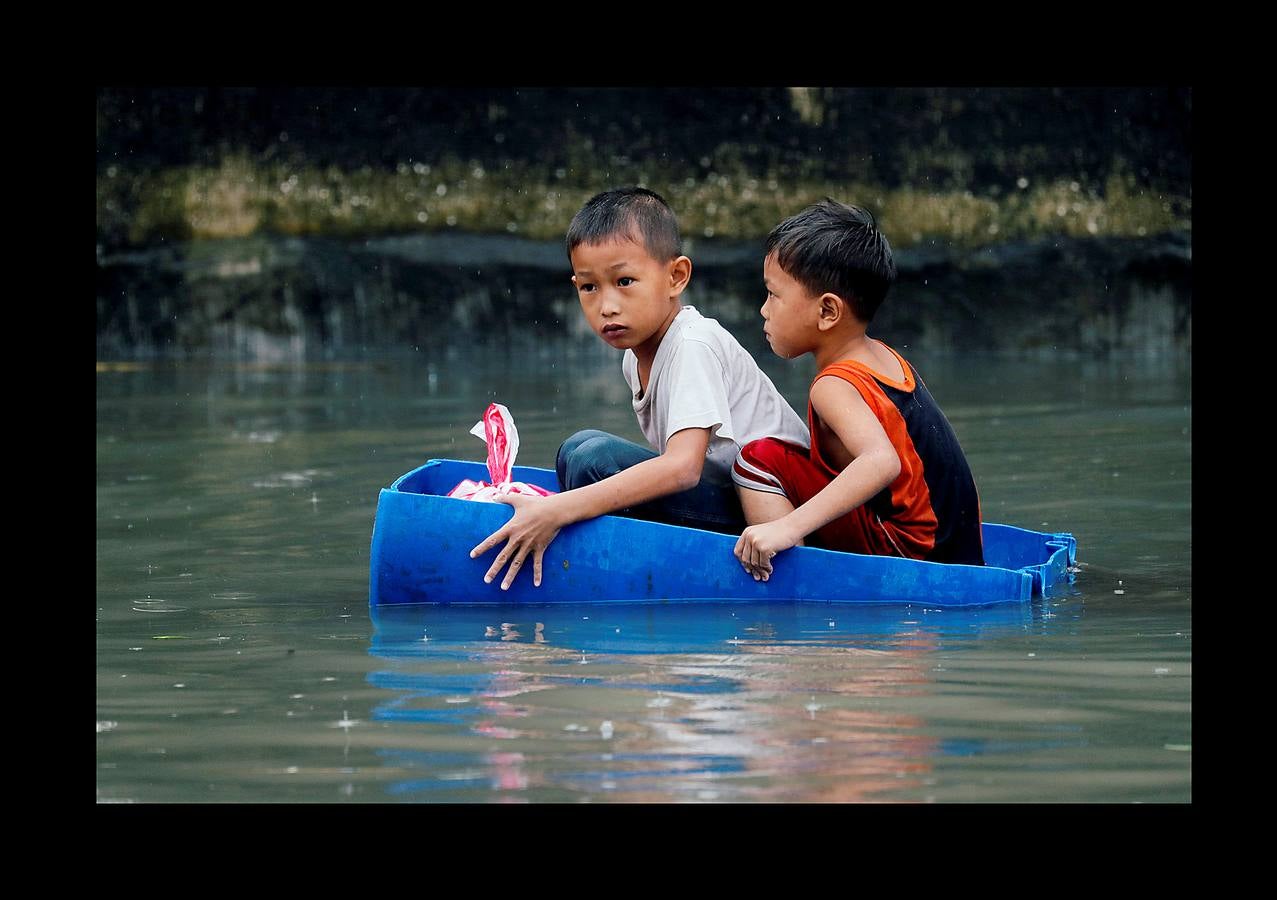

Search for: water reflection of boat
xmin=364 ymin=601 xmax=1054 ymax=801
xmin=369 ymin=601 xmax=1038 ymax=658
xmin=370 ymin=459 xmax=1076 ymax=608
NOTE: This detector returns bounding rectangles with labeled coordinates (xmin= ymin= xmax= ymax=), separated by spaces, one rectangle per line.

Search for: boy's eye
xmin=617 ymin=276 xmax=636 ymax=287
xmin=578 ymin=282 xmax=596 ymax=293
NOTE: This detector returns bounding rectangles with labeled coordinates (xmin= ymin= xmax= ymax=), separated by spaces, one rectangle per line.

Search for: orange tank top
xmin=809 ymin=344 xmax=984 ymax=565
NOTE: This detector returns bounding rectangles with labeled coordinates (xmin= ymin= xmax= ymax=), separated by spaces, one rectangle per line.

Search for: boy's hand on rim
xmin=734 ymin=520 xmax=801 ymax=581
xmin=470 ymin=493 xmax=564 ymax=590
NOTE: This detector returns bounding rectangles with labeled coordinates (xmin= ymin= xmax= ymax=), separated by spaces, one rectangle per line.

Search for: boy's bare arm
xmin=470 ymin=426 xmax=712 ymax=589
xmin=735 ymin=377 xmax=900 ymax=579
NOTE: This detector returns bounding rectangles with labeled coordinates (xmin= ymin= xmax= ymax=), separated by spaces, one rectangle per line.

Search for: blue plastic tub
xmin=369 ymin=459 xmax=1077 ymax=608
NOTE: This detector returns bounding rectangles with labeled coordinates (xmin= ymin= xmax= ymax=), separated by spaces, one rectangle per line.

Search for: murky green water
xmin=96 ymin=344 xmax=1190 ymax=802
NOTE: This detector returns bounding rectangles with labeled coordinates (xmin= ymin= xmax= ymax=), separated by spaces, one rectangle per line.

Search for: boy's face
xmin=571 ymin=234 xmax=690 ymax=358
xmin=761 ymin=252 xmax=821 ymax=359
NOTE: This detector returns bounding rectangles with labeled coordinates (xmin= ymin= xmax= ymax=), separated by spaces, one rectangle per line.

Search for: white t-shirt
xmin=622 ymin=306 xmax=810 ymax=483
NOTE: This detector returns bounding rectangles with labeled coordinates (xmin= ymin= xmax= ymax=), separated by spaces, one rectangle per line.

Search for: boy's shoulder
xmin=671 ymin=306 xmax=739 ymax=351
xmin=669 ymin=308 xmax=780 ymax=389
xmin=818 ymin=341 xmax=914 ymax=389
xmin=631 ymin=306 xmax=754 ymax=386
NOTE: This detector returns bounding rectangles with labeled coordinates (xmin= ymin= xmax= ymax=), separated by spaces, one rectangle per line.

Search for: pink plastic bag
xmin=447 ymin=403 xmax=556 ymax=502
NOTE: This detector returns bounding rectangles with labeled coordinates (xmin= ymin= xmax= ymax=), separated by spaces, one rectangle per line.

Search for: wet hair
xmin=765 ymin=198 xmax=896 ymax=322
xmin=566 ymin=187 xmax=682 ymax=264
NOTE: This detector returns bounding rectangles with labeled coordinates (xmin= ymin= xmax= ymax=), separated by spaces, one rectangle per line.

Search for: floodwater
xmin=96 ymin=339 xmax=1191 ymax=803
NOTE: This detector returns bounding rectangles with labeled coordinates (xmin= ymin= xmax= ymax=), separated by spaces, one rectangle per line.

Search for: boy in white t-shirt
xmin=470 ymin=187 xmax=808 ymax=590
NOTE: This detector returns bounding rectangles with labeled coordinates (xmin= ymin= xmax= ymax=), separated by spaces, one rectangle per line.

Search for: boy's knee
xmin=557 ymin=430 xmax=626 ymax=489
xmin=742 ymin=437 xmax=788 ymax=455
xmin=732 ymin=437 xmax=800 ymax=496
xmin=558 ymin=429 xmax=610 ymax=459
xmin=739 ymin=437 xmax=798 ymax=471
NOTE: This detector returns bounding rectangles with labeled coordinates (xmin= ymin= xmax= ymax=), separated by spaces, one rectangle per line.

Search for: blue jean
xmin=555 ymin=429 xmax=745 ymax=534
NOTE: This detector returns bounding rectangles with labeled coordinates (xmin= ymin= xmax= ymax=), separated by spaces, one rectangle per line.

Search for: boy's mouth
xmin=602 ymin=324 xmax=629 ymax=340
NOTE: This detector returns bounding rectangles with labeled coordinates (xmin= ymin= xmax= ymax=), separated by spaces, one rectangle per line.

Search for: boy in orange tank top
xmin=732 ymin=199 xmax=984 ymax=580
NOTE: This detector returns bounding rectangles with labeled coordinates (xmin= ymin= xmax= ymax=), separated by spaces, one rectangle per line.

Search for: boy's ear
xmin=570 ymin=274 xmax=578 ymax=288
xmin=668 ymin=256 xmax=693 ymax=297
xmin=816 ymin=292 xmax=846 ymax=331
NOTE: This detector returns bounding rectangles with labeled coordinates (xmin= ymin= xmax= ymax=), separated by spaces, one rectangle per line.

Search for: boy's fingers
xmin=533 ymin=547 xmax=545 ymax=587
xmin=734 ymin=532 xmax=778 ymax=580
xmin=752 ymin=545 xmax=772 ymax=580
xmin=501 ymin=548 xmax=529 ymax=590
xmin=470 ymin=528 xmax=507 ymax=559
xmin=484 ymin=544 xmax=514 ymax=583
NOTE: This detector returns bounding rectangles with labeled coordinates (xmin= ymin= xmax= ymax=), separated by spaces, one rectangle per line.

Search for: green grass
xmin=97 ymin=154 xmax=1191 ymax=250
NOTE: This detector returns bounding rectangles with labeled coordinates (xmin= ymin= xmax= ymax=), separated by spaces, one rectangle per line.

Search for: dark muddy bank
xmin=96 ymin=230 xmax=1190 ymax=360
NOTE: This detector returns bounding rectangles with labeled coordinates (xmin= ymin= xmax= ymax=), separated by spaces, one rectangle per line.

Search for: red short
xmin=732 ymin=437 xmax=912 ymax=558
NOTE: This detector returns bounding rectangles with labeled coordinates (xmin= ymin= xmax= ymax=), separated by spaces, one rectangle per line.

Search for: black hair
xmin=566 ymin=187 xmax=682 ymax=264
xmin=765 ymin=198 xmax=896 ymax=322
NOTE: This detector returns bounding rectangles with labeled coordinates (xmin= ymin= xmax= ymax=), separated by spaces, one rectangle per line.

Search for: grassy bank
xmin=97 ymin=154 xmax=1191 ymax=251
